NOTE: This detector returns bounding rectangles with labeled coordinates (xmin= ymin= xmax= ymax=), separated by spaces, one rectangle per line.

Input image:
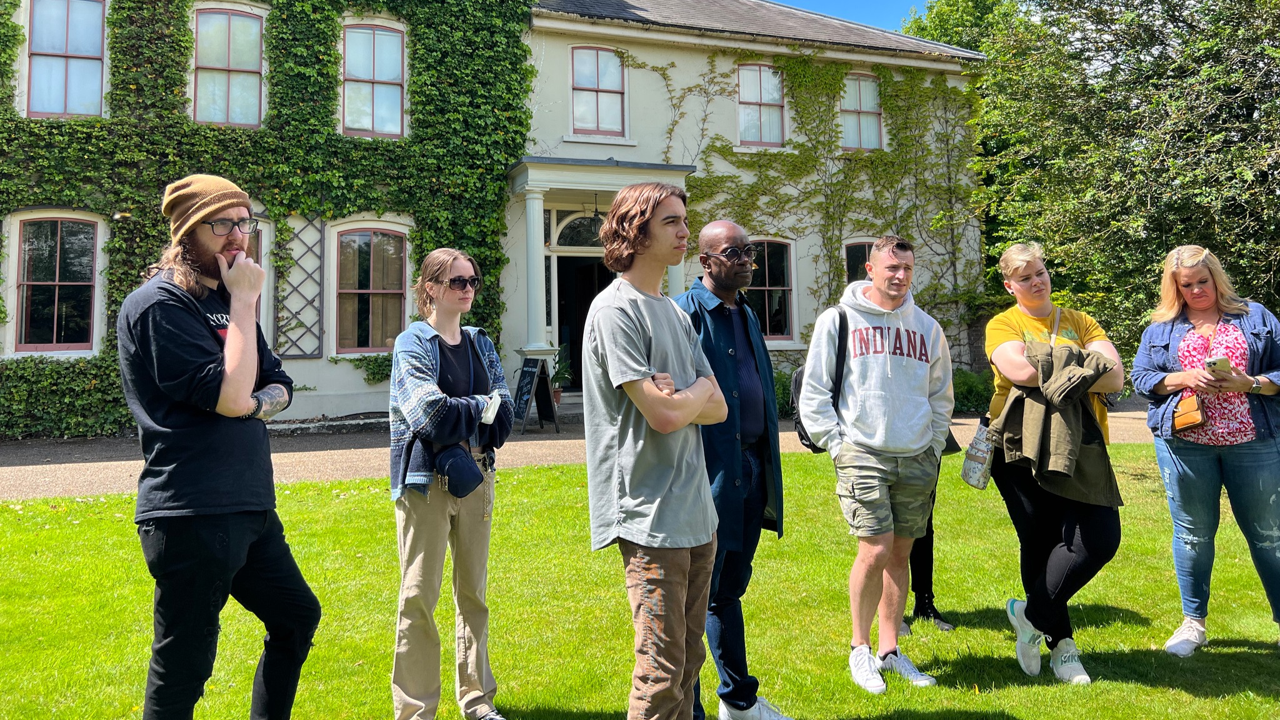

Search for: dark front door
xmin=556 ymin=255 xmax=614 ymax=390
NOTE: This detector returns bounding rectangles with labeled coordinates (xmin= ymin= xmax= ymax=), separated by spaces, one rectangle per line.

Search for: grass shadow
xmin=934 ymin=643 xmax=1280 ymax=698
xmin=937 ymin=603 xmax=1150 ymax=633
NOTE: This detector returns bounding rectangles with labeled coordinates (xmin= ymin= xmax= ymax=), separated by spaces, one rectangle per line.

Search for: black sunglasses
xmin=444 ymin=275 xmax=482 ymax=291
xmin=703 ymin=244 xmax=759 ymax=263
xmin=202 ymin=218 xmax=259 ymax=236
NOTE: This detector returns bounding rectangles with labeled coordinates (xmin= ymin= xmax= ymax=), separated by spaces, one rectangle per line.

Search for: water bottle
xmin=961 ymin=416 xmax=994 ymax=490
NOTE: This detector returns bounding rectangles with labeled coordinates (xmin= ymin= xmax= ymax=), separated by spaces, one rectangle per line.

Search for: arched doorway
xmin=548 ymin=211 xmax=613 ymax=390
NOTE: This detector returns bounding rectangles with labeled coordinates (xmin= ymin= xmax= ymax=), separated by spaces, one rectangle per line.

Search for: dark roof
xmin=534 ymin=0 xmax=984 ymax=62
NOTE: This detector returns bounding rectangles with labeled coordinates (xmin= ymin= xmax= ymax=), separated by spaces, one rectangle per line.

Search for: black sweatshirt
xmin=117 ymin=273 xmax=293 ymax=522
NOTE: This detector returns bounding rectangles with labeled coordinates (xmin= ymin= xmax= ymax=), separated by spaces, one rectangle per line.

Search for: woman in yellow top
xmin=984 ymin=242 xmax=1125 ymax=686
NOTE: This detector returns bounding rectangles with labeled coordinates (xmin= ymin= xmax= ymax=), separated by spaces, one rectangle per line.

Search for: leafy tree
xmin=976 ymin=0 xmax=1280 ymax=357
xmin=902 ymin=0 xmax=1010 ymax=52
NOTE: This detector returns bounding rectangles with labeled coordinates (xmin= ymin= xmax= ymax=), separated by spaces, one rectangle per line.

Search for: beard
xmin=191 ymin=239 xmax=245 ymax=280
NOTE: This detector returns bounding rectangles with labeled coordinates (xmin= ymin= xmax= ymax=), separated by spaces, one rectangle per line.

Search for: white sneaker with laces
xmin=1163 ymin=617 xmax=1207 ymax=658
xmin=718 ymin=696 xmax=793 ymax=720
xmin=848 ymin=644 xmax=887 ymax=695
xmin=877 ymin=649 xmax=937 ymax=687
xmin=1006 ymin=598 xmax=1043 ymax=676
xmin=1050 ymin=638 xmax=1091 ymax=685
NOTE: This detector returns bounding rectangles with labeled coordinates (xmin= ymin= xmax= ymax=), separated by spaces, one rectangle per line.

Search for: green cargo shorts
xmin=834 ymin=441 xmax=939 ymax=538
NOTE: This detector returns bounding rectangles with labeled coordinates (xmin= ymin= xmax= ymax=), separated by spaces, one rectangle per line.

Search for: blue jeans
xmin=1153 ymin=435 xmax=1280 ymax=622
xmin=694 ymin=447 xmax=767 ymax=719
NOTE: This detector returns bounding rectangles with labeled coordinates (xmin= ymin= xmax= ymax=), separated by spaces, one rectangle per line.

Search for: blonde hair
xmin=413 ymin=248 xmax=482 ymax=318
xmin=1151 ymin=245 xmax=1249 ymax=322
xmin=998 ymin=242 xmax=1045 ymax=279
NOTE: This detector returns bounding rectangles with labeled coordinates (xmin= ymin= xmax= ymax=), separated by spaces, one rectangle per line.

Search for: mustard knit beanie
xmin=161 ymin=174 xmax=252 ymax=246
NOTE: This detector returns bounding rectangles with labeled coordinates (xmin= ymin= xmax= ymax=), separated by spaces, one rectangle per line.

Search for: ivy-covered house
xmin=505 ymin=0 xmax=986 ymax=390
xmin=0 ymin=0 xmax=532 ymax=437
xmin=0 ymin=0 xmax=983 ymax=439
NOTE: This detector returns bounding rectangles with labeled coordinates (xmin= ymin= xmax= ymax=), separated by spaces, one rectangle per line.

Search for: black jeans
xmin=693 ymin=447 xmax=767 ymax=719
xmin=991 ymin=449 xmax=1121 ymax=646
xmin=138 ymin=510 xmax=322 ymax=720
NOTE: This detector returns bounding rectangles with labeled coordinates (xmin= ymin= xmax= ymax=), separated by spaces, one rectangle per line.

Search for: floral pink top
xmin=1178 ymin=322 xmax=1256 ymax=445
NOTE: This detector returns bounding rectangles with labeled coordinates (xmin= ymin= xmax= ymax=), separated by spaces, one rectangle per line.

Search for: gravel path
xmin=0 ymin=410 xmax=1154 ymax=502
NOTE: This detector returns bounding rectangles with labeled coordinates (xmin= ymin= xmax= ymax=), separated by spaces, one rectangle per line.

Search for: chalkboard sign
xmin=513 ymin=357 xmax=560 ymax=434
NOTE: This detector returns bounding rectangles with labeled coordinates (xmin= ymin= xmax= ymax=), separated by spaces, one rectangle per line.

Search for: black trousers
xmin=138 ymin=510 xmax=322 ymax=720
xmin=991 ymin=449 xmax=1121 ymax=645
xmin=909 ymin=498 xmax=936 ymax=598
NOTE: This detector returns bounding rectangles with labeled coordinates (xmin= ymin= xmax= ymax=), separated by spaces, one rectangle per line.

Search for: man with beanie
xmin=798 ymin=235 xmax=953 ymax=695
xmin=117 ymin=174 xmax=321 ymax=719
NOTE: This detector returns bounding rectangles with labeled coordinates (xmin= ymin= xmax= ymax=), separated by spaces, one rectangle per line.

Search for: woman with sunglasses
xmin=389 ymin=248 xmax=513 ymax=720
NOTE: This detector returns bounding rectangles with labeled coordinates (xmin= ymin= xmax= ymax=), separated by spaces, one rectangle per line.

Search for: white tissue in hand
xmin=480 ymin=390 xmax=501 ymax=424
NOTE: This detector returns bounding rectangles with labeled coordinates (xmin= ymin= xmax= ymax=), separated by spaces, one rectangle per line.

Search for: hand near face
xmin=217 ymin=250 xmax=265 ymax=302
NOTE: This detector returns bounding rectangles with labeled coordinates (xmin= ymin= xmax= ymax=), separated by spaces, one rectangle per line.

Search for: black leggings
xmin=991 ymin=449 xmax=1121 ymax=646
xmin=909 ymin=497 xmax=936 ymax=598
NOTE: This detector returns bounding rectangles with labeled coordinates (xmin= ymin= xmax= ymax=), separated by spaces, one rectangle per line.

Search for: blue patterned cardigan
xmin=389 ymin=321 xmax=514 ymax=499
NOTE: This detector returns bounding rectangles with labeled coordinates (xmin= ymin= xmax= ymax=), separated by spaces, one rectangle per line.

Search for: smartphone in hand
xmin=1205 ymin=356 xmax=1232 ymax=376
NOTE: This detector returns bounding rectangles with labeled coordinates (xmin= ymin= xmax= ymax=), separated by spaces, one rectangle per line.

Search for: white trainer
xmin=877 ymin=649 xmax=937 ymax=687
xmin=848 ymin=644 xmax=887 ymax=695
xmin=1163 ymin=617 xmax=1207 ymax=658
xmin=719 ymin=696 xmax=793 ymax=720
xmin=1006 ymin=598 xmax=1044 ymax=676
xmin=1050 ymin=638 xmax=1091 ymax=685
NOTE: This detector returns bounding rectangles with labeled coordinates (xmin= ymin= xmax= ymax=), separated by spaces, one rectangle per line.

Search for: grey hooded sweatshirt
xmin=798 ymin=281 xmax=954 ymax=458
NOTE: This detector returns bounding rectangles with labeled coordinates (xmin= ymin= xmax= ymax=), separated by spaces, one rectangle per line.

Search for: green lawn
xmin=1 ymin=445 xmax=1278 ymax=719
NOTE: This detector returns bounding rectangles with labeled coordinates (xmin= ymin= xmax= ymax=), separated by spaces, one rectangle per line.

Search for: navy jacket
xmin=1131 ymin=302 xmax=1280 ymax=439
xmin=675 ymin=279 xmax=783 ymax=547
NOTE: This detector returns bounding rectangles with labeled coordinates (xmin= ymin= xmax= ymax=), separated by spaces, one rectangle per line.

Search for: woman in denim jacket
xmin=389 ymin=248 xmax=513 ymax=720
xmin=1132 ymin=245 xmax=1280 ymax=658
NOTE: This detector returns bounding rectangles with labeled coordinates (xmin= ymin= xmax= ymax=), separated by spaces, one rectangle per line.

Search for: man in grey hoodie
xmin=798 ymin=235 xmax=954 ymax=695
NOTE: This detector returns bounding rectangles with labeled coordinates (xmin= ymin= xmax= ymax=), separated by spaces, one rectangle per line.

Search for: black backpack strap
xmin=832 ymin=306 xmax=848 ymax=410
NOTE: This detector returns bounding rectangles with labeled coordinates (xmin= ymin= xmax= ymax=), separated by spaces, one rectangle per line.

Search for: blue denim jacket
xmin=1131 ymin=302 xmax=1280 ymax=439
xmin=675 ymin=279 xmax=784 ymax=548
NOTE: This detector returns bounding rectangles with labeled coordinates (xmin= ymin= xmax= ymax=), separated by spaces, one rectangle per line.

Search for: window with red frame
xmin=571 ymin=47 xmax=624 ymax=135
xmin=194 ymin=10 xmax=263 ymax=126
xmin=841 ymin=74 xmax=882 ymax=150
xmin=343 ymin=26 xmax=404 ymax=138
xmin=744 ymin=241 xmax=792 ymax=339
xmin=28 ymin=0 xmax=104 ymax=117
xmin=17 ymin=219 xmax=96 ymax=351
xmin=738 ymin=65 xmax=783 ymax=146
xmin=337 ymin=230 xmax=405 ymax=351
xmin=845 ymin=242 xmax=872 ymax=283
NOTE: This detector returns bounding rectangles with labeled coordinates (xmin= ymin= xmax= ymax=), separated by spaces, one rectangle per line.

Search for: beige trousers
xmin=392 ymin=471 xmax=496 ymax=720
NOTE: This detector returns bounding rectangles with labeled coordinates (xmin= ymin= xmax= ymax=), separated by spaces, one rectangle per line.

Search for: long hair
xmin=414 ymin=247 xmax=482 ymax=318
xmin=144 ymin=235 xmax=206 ymax=298
xmin=1151 ymin=245 xmax=1249 ymax=322
xmin=600 ymin=182 xmax=687 ymax=273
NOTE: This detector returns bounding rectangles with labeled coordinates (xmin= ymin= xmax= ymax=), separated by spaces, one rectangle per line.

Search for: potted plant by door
xmin=550 ymin=344 xmax=573 ymax=405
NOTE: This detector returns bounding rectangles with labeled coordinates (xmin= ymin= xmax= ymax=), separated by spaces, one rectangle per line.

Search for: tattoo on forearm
xmin=252 ymin=384 xmax=291 ymax=421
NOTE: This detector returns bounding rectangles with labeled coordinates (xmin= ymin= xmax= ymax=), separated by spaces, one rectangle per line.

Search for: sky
xmin=778 ymin=0 xmax=926 ymax=33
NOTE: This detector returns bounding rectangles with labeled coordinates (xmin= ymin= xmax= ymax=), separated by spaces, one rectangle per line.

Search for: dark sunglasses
xmin=202 ymin=218 xmax=259 ymax=236
xmin=443 ymin=275 xmax=482 ymax=291
xmin=704 ymin=245 xmax=759 ymax=263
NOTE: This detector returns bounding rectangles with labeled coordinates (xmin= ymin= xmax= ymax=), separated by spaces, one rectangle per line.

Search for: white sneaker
xmin=1050 ymin=638 xmax=1091 ymax=685
xmin=719 ymin=696 xmax=792 ymax=720
xmin=1163 ymin=618 xmax=1207 ymax=658
xmin=1006 ymin=598 xmax=1043 ymax=676
xmin=877 ymin=648 xmax=937 ymax=687
xmin=848 ymin=644 xmax=887 ymax=695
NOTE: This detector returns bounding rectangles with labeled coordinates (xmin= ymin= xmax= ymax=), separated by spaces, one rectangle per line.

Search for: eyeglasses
xmin=444 ymin=275 xmax=482 ymax=291
xmin=202 ymin=218 xmax=259 ymax=236
xmin=704 ymin=245 xmax=759 ymax=263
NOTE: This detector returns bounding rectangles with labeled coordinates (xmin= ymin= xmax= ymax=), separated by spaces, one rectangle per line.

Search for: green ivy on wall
xmin=0 ymin=0 xmax=533 ymax=439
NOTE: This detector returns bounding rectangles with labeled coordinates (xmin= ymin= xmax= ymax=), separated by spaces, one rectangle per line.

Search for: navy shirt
xmin=729 ymin=307 xmax=766 ymax=444
xmin=117 ymin=273 xmax=292 ymax=522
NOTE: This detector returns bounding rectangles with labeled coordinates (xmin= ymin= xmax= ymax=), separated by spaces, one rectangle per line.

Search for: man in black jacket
xmin=117 ymin=174 xmax=321 ymax=720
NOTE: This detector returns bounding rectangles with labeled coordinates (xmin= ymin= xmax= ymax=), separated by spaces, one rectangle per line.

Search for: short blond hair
xmin=1151 ymin=245 xmax=1249 ymax=323
xmin=998 ymin=242 xmax=1045 ymax=279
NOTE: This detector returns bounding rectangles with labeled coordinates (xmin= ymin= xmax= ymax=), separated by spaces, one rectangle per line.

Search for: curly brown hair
xmin=144 ymin=235 xmax=207 ymax=298
xmin=600 ymin=182 xmax=687 ymax=273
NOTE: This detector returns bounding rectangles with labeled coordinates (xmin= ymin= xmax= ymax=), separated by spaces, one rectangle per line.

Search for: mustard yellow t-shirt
xmin=985 ymin=305 xmax=1112 ymax=442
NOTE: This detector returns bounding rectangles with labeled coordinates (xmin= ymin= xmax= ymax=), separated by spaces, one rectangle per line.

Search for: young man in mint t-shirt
xmin=582 ymin=182 xmax=727 ymax=719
